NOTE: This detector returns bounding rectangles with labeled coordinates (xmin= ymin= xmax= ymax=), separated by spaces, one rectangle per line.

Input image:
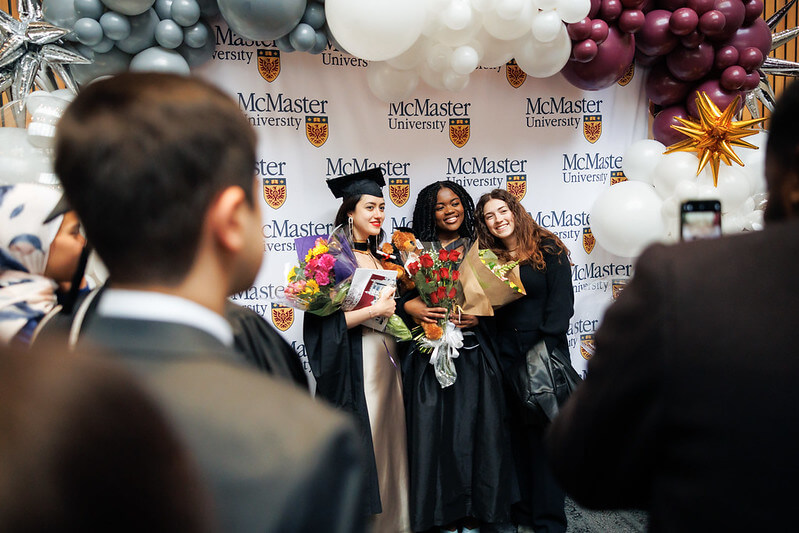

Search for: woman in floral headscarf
xmin=0 ymin=184 xmax=86 ymax=347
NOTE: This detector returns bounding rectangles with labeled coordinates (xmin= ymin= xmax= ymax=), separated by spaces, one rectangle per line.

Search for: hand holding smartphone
xmin=680 ymin=200 xmax=722 ymax=241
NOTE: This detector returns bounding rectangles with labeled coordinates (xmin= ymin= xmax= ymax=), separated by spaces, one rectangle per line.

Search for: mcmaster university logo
xmin=580 ymin=333 xmax=595 ymax=360
xmin=505 ymin=59 xmax=526 ymax=88
xmin=506 ymin=174 xmax=527 ymax=201
xmin=583 ymin=114 xmax=602 ymax=144
xmin=271 ymin=302 xmax=294 ymax=331
xmin=263 ymin=177 xmax=286 ymax=209
xmin=306 ymin=116 xmax=329 ymax=147
xmin=582 ymin=227 xmax=595 ymax=254
xmin=257 ymin=49 xmax=280 ymax=82
xmin=449 ymin=118 xmax=470 ymax=148
xmin=389 ymin=177 xmax=410 ymax=207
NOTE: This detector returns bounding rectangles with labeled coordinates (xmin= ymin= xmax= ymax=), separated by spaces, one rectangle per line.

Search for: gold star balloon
xmin=664 ymin=92 xmax=766 ymax=186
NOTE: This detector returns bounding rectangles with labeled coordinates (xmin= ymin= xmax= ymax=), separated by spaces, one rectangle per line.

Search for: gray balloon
xmin=99 ymin=11 xmax=131 ymax=41
xmin=42 ymin=0 xmax=79 ymax=29
xmin=309 ymin=30 xmax=328 ymax=54
xmin=289 ymin=23 xmax=316 ymax=52
xmin=71 ymin=47 xmax=132 ymax=86
xmin=196 ymin=0 xmax=219 ymax=17
xmin=177 ymin=35 xmax=214 ymax=66
xmin=275 ymin=35 xmax=295 ymax=52
xmin=155 ymin=19 xmax=184 ymax=48
xmin=74 ymin=17 xmax=104 ymax=46
xmin=183 ymin=21 xmax=210 ymax=48
xmin=217 ymin=0 xmax=306 ymax=41
xmin=92 ymin=36 xmax=116 ymax=53
xmin=130 ymin=46 xmax=190 ymax=74
xmin=101 ymin=0 xmax=156 ymax=16
xmin=301 ymin=2 xmax=325 ymax=30
xmin=74 ymin=0 xmax=105 ymax=19
xmin=154 ymin=0 xmax=174 ymax=19
xmin=171 ymin=0 xmax=201 ymax=27
xmin=115 ymin=8 xmax=159 ymax=54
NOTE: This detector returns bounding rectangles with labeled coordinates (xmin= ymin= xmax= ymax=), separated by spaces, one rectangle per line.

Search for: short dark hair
xmin=54 ymin=72 xmax=257 ymax=285
xmin=411 ymin=180 xmax=476 ymax=242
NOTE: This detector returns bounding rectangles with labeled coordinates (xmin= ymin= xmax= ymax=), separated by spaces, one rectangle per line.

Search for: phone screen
xmin=680 ymin=200 xmax=722 ymax=241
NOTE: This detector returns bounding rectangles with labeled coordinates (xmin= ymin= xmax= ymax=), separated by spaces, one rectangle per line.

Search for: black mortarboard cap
xmin=326 ymin=168 xmax=385 ymax=199
xmin=43 ymin=193 xmax=71 ymax=224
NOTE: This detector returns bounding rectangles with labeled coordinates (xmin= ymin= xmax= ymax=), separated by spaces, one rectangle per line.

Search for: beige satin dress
xmin=356 ymin=252 xmax=410 ymax=533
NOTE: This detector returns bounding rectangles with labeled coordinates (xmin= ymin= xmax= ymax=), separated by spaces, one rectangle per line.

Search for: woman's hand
xmin=372 ymin=286 xmax=396 ymax=318
xmin=403 ymin=296 xmax=447 ymax=324
xmin=450 ymin=312 xmax=479 ymax=329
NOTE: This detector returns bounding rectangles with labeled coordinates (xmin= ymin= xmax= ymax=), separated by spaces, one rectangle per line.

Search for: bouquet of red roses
xmin=405 ymin=247 xmax=464 ymax=388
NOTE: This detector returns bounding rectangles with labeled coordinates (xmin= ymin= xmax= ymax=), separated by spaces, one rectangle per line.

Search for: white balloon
xmin=366 ymin=62 xmax=419 ymax=102
xmin=450 ymin=45 xmax=479 ymax=74
xmin=622 ymin=139 xmax=665 ymax=184
xmin=483 ymin=0 xmax=534 ymax=39
xmin=590 ymin=181 xmax=665 ymax=257
xmin=737 ymin=147 xmax=766 ymax=195
xmin=427 ymin=43 xmax=453 ymax=72
xmin=386 ymin=37 xmax=431 ymax=70
xmin=715 ymin=165 xmax=751 ymax=214
xmin=496 ymin=0 xmax=525 ymax=19
xmin=721 ymin=212 xmax=745 ymax=233
xmin=0 ymin=128 xmax=54 ymax=185
xmin=435 ymin=7 xmax=482 ymax=46
xmin=674 ymin=179 xmax=699 ymax=201
xmin=531 ymin=9 xmax=562 ymax=43
xmin=419 ymin=61 xmax=447 ymax=90
xmin=471 ymin=0 xmax=496 ymax=11
xmin=554 ymin=0 xmax=590 ymax=23
xmin=475 ymin=28 xmax=517 ymax=67
xmin=534 ymin=0 xmax=558 ymax=10
xmin=326 ymin=0 xmax=427 ymax=61
xmin=512 ymin=23 xmax=570 ymax=78
xmin=28 ymin=99 xmax=71 ymax=148
xmin=442 ymin=0 xmax=473 ymax=30
xmin=652 ymin=151 xmax=701 ymax=199
xmin=744 ymin=208 xmax=764 ymax=231
xmin=442 ymin=69 xmax=470 ymax=91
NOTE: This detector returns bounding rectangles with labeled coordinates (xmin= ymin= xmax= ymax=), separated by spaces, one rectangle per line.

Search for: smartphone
xmin=680 ymin=200 xmax=722 ymax=242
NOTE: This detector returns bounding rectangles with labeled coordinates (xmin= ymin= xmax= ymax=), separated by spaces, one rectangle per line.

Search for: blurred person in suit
xmin=53 ymin=72 xmax=364 ymax=533
xmin=546 ymin=79 xmax=799 ymax=531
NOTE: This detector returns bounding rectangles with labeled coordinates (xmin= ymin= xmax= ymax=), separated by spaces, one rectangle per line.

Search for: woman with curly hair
xmin=402 ymin=181 xmax=517 ymax=533
xmin=475 ymin=189 xmax=574 ymax=533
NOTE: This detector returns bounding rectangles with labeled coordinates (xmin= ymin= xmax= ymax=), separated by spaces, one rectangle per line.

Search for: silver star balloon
xmin=0 ymin=0 xmax=90 ymax=125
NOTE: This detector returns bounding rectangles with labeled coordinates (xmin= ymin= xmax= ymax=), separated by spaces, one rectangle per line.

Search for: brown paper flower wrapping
xmin=457 ymin=243 xmax=526 ymax=316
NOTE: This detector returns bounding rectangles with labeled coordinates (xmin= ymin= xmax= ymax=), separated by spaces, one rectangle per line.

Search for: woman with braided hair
xmin=401 ymin=181 xmax=517 ymax=533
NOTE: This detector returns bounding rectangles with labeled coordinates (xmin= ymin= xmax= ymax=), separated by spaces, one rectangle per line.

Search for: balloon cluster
xmin=560 ymin=0 xmax=644 ymax=90
xmin=321 ymin=0 xmax=593 ymax=103
xmin=41 ymin=0 xmax=217 ymax=83
xmin=637 ymin=0 xmax=771 ymax=145
xmin=589 ymin=134 xmax=767 ymax=256
xmin=218 ymin=0 xmax=329 ymax=54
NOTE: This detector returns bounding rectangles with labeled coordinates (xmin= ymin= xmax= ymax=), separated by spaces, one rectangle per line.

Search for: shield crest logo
xmin=617 ymin=63 xmax=634 ymax=86
xmin=583 ymin=114 xmax=602 ymax=144
xmin=612 ymin=278 xmax=628 ymax=300
xmin=449 ymin=118 xmax=470 ymax=148
xmin=506 ymin=174 xmax=527 ymax=202
xmin=389 ymin=177 xmax=410 ymax=207
xmin=263 ymin=177 xmax=287 ymax=209
xmin=271 ymin=303 xmax=294 ymax=332
xmin=305 ymin=116 xmax=328 ymax=147
xmin=579 ymin=333 xmax=595 ymax=360
xmin=257 ymin=49 xmax=280 ymax=83
xmin=610 ymin=170 xmax=627 ymax=185
xmin=583 ymin=227 xmax=595 ymax=255
xmin=505 ymin=59 xmax=526 ymax=88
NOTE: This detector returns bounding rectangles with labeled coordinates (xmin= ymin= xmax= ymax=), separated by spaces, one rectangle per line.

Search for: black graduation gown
xmin=303 ymin=311 xmax=382 ymax=515
xmin=400 ymin=239 xmax=519 ymax=531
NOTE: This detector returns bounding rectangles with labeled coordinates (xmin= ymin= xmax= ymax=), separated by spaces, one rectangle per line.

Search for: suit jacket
xmin=79 ymin=316 xmax=365 ymax=533
xmin=546 ymin=219 xmax=799 ymax=532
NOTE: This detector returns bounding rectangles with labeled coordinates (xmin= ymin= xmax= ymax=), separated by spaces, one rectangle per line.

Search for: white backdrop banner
xmin=198 ymin=21 xmax=650 ymax=379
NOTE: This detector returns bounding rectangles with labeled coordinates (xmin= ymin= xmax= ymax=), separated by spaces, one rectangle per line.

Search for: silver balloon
xmin=155 ymin=20 xmax=184 ymax=49
xmin=217 ymin=0 xmax=306 ymax=41
xmin=71 ymin=47 xmax=131 ymax=85
xmin=116 ymin=9 xmax=159 ymax=55
xmin=183 ymin=21 xmax=210 ymax=48
xmin=129 ymin=46 xmax=190 ymax=74
xmin=177 ymin=34 xmax=214 ymax=65
xmin=74 ymin=0 xmax=104 ymax=20
xmin=102 ymin=0 xmax=156 ymax=17
xmin=100 ymin=12 xmax=132 ymax=41
xmin=767 ymin=0 xmax=797 ymax=29
xmin=171 ymin=0 xmax=201 ymax=27
xmin=760 ymin=56 xmax=799 ymax=76
xmin=771 ymin=26 xmax=799 ymax=51
xmin=74 ymin=17 xmax=104 ymax=46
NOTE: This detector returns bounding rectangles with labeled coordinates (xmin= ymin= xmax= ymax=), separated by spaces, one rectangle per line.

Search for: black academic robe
xmin=303 ymin=311 xmax=382 ymax=515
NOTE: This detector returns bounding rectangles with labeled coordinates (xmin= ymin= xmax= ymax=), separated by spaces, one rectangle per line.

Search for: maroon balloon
xmin=635 ymin=49 xmax=662 ymax=66
xmin=680 ymin=29 xmax=705 ymax=48
xmin=653 ymin=105 xmax=690 ymax=145
xmin=622 ymin=0 xmax=646 ymax=8
xmin=712 ymin=0 xmax=746 ymax=40
xmin=637 ymin=9 xmax=679 ymax=56
xmin=698 ymin=9 xmax=726 ymax=35
xmin=568 ymin=18 xmax=594 ymax=40
xmin=590 ymin=19 xmax=610 ymax=44
xmin=619 ymin=9 xmax=646 ymax=33
xmin=714 ymin=44 xmax=739 ymax=69
xmin=720 ymin=65 xmax=747 ymax=90
xmin=657 ymin=0 xmax=687 ymax=10
xmin=561 ymin=26 xmax=636 ymax=90
xmin=645 ymin=61 xmax=693 ymax=105
xmin=669 ymin=7 xmax=699 ymax=35
xmin=600 ymin=0 xmax=624 ymax=21
xmin=742 ymin=71 xmax=760 ymax=90
xmin=687 ymin=0 xmax=715 ymax=14
xmin=686 ymin=79 xmax=742 ymax=116
xmin=639 ymin=0 xmax=656 ymax=11
xmin=666 ymin=42 xmax=714 ymax=81
xmin=572 ymin=39 xmax=600 ymax=62
xmin=743 ymin=0 xmax=764 ymax=24
xmin=723 ymin=18 xmax=771 ymax=57
xmin=589 ymin=0 xmax=602 ymax=19
xmin=738 ymin=46 xmax=764 ymax=71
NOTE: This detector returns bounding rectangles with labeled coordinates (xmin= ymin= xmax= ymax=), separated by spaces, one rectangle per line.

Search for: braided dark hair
xmin=411 ymin=181 xmax=477 ymax=241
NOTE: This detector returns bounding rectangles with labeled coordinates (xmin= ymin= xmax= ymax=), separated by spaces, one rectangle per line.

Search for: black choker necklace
xmin=352 ymin=241 xmax=369 ymax=252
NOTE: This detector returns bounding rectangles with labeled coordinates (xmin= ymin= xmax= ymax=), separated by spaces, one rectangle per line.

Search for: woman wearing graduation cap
xmin=304 ymin=168 xmax=411 ymax=532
